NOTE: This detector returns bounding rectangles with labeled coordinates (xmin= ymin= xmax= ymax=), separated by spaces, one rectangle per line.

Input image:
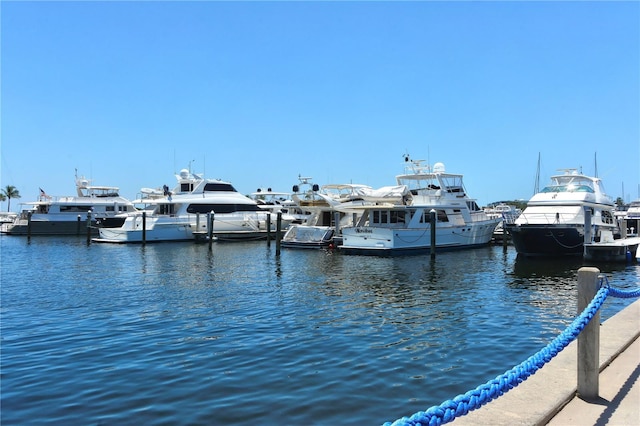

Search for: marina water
xmin=2 ymin=236 xmax=638 ymax=425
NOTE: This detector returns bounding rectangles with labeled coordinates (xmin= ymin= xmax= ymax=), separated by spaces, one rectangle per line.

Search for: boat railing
xmin=515 ymin=211 xmax=584 ymax=225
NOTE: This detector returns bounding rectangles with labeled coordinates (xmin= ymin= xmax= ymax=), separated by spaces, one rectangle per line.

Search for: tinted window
xmin=204 ymin=183 xmax=237 ymax=192
xmin=187 ymin=204 xmax=261 ymax=214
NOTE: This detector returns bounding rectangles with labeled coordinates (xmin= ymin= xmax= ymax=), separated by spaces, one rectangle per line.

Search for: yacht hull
xmin=507 ymin=224 xmax=584 ymax=256
xmin=339 ymin=222 xmax=497 ymax=256
xmin=1 ymin=219 xmax=99 ymax=236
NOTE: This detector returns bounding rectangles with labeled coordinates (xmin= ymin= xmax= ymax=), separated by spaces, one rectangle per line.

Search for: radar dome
xmin=433 ymin=162 xmax=446 ymax=173
xmin=179 ymin=169 xmax=190 ymax=179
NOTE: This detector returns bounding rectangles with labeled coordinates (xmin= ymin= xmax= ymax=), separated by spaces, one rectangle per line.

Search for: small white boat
xmin=338 ymin=156 xmax=501 ymax=255
xmin=484 ymin=203 xmax=522 ymax=243
xmin=506 ymin=169 xmax=617 ymax=256
xmin=1 ymin=173 xmax=136 ymax=236
xmin=95 ymin=168 xmax=290 ymax=243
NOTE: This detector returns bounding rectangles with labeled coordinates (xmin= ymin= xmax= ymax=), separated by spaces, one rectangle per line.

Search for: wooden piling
xmin=276 ymin=212 xmax=282 ymax=256
xmin=208 ymin=211 xmax=214 ymax=251
xmin=142 ymin=211 xmax=147 ymax=244
xmin=86 ymin=211 xmax=92 ymax=244
xmin=27 ymin=211 xmax=32 ymax=240
xmin=577 ymin=267 xmax=600 ymax=401
xmin=266 ymin=213 xmax=271 ymax=247
xmin=430 ymin=209 xmax=436 ymax=258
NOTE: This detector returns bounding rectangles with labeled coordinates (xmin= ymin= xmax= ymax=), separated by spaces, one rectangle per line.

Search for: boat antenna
xmin=534 ymin=153 xmax=540 ymax=194
xmin=594 ymin=152 xmax=598 ymax=177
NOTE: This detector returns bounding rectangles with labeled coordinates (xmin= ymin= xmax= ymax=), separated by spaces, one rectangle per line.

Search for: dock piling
xmin=208 ymin=211 xmax=214 ymax=251
xmin=27 ymin=211 xmax=32 ymax=240
xmin=266 ymin=213 xmax=271 ymax=247
xmin=430 ymin=209 xmax=436 ymax=258
xmin=276 ymin=212 xmax=282 ymax=256
xmin=142 ymin=211 xmax=147 ymax=244
xmin=86 ymin=211 xmax=92 ymax=245
xmin=577 ymin=267 xmax=600 ymax=401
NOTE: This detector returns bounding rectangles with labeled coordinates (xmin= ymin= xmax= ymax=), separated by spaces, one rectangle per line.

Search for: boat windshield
xmin=540 ymin=184 xmax=595 ymax=193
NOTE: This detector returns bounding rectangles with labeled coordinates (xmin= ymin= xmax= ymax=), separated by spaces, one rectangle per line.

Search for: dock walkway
xmin=453 ymin=298 xmax=640 ymax=425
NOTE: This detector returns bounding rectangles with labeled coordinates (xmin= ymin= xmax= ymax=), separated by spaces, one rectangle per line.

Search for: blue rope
xmin=600 ymin=275 xmax=640 ymax=299
xmin=383 ymin=276 xmax=639 ymax=426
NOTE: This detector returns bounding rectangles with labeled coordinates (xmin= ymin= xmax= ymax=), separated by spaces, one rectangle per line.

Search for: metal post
xmin=430 ymin=209 xmax=436 ymax=258
xmin=276 ymin=212 xmax=282 ymax=256
xmin=142 ymin=211 xmax=147 ymax=244
xmin=266 ymin=213 xmax=271 ymax=247
xmin=77 ymin=215 xmax=82 ymax=236
xmin=577 ymin=266 xmax=600 ymax=401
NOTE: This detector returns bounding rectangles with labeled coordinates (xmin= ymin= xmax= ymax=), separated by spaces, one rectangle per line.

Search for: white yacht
xmin=96 ymin=169 xmax=289 ymax=243
xmin=338 ymin=156 xmax=501 ymax=255
xmin=1 ymin=174 xmax=136 ymax=235
xmin=506 ymin=169 xmax=617 ymax=256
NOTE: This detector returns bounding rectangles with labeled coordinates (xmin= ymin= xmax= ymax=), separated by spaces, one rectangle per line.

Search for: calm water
xmin=1 ymin=236 xmax=638 ymax=425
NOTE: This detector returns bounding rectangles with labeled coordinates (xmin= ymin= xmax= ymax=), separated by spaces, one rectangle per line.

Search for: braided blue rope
xmin=383 ymin=284 xmax=612 ymax=426
xmin=600 ymin=275 xmax=640 ymax=299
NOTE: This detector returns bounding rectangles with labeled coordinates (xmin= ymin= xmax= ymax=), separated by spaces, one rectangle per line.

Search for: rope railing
xmin=383 ymin=274 xmax=640 ymax=426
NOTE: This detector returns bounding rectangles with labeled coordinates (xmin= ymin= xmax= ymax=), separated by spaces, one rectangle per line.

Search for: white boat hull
xmin=96 ymin=212 xmax=283 ymax=243
xmin=340 ymin=220 xmax=498 ymax=255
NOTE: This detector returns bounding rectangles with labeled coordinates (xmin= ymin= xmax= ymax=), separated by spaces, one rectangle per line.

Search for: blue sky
xmin=1 ymin=1 xmax=639 ymax=211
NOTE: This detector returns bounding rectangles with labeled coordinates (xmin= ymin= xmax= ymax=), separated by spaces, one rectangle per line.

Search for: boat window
xmin=420 ymin=209 xmax=449 ymax=223
xmin=390 ymin=211 xmax=405 ymax=223
xmin=467 ymin=201 xmax=481 ymax=212
xmin=186 ymin=203 xmax=262 ymax=214
xmin=158 ymin=204 xmax=175 ymax=215
xmin=372 ymin=210 xmax=391 ymax=224
xmin=541 ymin=185 xmax=594 ymax=193
xmin=181 ymin=183 xmax=194 ymax=192
xmin=204 ymin=183 xmax=237 ymax=192
xmin=60 ymin=205 xmax=93 ymax=212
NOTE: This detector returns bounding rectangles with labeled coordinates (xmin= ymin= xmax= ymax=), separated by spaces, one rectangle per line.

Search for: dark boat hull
xmin=507 ymin=224 xmax=584 ymax=256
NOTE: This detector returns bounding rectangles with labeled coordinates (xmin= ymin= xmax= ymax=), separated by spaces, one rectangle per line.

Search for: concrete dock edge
xmin=452 ymin=298 xmax=640 ymax=426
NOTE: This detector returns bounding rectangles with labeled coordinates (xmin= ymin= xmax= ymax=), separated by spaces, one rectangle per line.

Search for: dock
xmin=452 ymin=298 xmax=640 ymax=425
xmin=584 ymin=236 xmax=640 ymax=262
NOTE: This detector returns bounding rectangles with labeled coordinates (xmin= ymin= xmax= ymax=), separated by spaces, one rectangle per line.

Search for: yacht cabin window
xmin=419 ymin=209 xmax=449 ymax=223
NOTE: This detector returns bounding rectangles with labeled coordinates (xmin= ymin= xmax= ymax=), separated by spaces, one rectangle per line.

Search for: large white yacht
xmin=1 ymin=174 xmax=136 ymax=236
xmin=338 ymin=156 xmax=501 ymax=255
xmin=506 ymin=169 xmax=617 ymax=256
xmin=96 ymin=168 xmax=287 ymax=243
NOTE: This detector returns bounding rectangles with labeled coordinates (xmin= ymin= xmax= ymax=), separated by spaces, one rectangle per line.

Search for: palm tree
xmin=1 ymin=185 xmax=20 ymax=212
